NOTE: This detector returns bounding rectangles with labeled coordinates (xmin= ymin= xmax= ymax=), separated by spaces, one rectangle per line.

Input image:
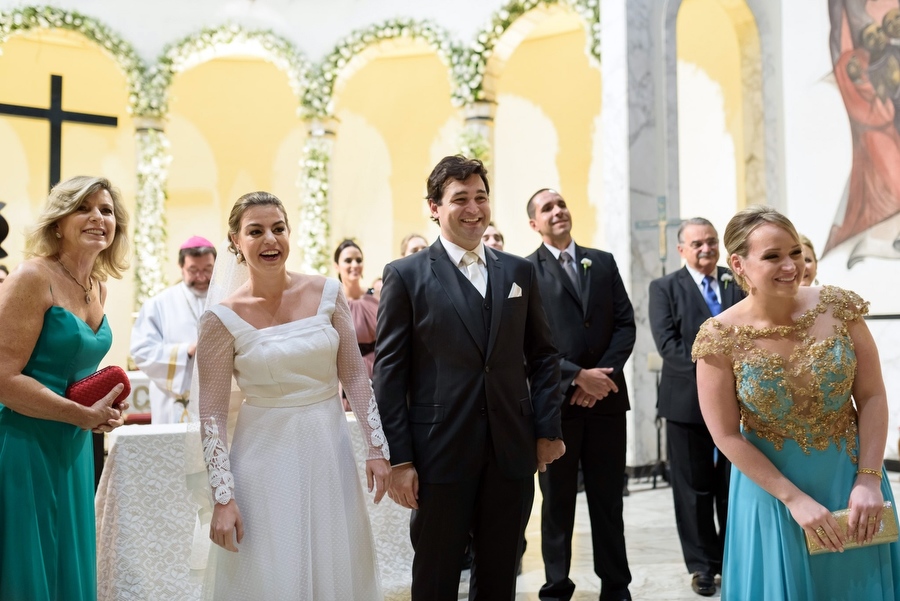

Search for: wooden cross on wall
xmin=0 ymin=74 xmax=118 ymax=190
xmin=634 ymin=194 xmax=682 ymax=277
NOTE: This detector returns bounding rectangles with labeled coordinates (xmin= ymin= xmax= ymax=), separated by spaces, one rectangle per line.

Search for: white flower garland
xmin=133 ymin=125 xmax=171 ymax=308
xmin=302 ymin=18 xmax=459 ymax=119
xmin=297 ymin=135 xmax=332 ymax=274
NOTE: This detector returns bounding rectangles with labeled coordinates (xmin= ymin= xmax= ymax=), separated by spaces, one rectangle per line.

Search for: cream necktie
xmin=462 ymin=251 xmax=487 ymax=298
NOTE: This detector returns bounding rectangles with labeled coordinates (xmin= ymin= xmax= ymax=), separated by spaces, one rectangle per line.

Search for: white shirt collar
xmin=685 ymin=264 xmax=718 ymax=288
xmin=440 ymin=235 xmax=487 ymax=267
xmin=543 ymin=239 xmax=577 ymax=261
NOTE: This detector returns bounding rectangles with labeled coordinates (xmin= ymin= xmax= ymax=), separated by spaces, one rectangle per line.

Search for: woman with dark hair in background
xmin=333 ymin=239 xmax=379 ymax=386
xmin=0 ymin=176 xmax=130 ymax=600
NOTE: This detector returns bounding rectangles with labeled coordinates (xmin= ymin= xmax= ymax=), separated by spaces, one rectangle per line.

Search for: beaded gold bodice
xmin=692 ymin=286 xmax=868 ymax=459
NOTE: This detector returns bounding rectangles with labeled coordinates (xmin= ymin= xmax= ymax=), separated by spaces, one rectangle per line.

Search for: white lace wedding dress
xmin=197 ymin=277 xmax=389 ymax=601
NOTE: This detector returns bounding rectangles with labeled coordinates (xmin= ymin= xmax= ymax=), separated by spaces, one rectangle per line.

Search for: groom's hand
xmin=388 ymin=463 xmax=419 ymax=509
xmin=537 ymin=438 xmax=566 ymax=472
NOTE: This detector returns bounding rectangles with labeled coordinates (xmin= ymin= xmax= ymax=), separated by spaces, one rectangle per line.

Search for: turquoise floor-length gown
xmin=0 ymin=306 xmax=111 ymax=601
xmin=693 ymin=286 xmax=900 ymax=601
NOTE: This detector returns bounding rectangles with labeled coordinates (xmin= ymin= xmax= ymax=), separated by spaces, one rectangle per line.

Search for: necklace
xmin=57 ymin=257 xmax=93 ymax=304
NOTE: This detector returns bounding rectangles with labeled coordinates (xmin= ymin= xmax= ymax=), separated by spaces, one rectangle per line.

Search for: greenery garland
xmin=0 ymin=5 xmax=148 ymax=114
xmin=302 ymin=17 xmax=459 ymax=119
xmin=454 ymin=0 xmax=601 ymax=105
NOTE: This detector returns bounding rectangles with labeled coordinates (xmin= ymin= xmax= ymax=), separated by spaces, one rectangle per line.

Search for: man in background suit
xmin=648 ymin=217 xmax=744 ymax=597
xmin=525 ymin=189 xmax=635 ymax=601
xmin=374 ymin=156 xmax=565 ymax=601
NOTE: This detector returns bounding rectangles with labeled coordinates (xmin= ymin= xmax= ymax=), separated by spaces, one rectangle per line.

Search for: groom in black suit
xmin=525 ymin=189 xmax=635 ymax=601
xmin=648 ymin=217 xmax=744 ymax=597
xmin=373 ymin=156 xmax=565 ymax=601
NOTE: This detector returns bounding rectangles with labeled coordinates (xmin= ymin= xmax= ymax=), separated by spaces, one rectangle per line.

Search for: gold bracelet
xmin=857 ymin=468 xmax=883 ymax=479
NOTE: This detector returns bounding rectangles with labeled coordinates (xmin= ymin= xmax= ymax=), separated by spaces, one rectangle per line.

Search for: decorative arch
xmin=664 ymin=0 xmax=769 ymax=215
xmin=301 ymin=18 xmax=459 ymax=119
xmin=0 ymin=5 xmax=147 ymax=113
xmin=457 ymin=0 xmax=601 ymax=106
xmin=147 ymin=25 xmax=311 ymax=119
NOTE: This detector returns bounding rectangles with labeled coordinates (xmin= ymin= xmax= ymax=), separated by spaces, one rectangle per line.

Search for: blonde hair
xmin=400 ymin=233 xmax=427 ymax=256
xmin=799 ymin=234 xmax=818 ymax=263
xmin=25 ymin=176 xmax=130 ymax=280
xmin=227 ymin=191 xmax=288 ymax=262
xmin=724 ymin=205 xmax=799 ymax=291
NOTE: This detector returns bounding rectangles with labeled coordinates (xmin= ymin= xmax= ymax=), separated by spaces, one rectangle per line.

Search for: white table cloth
xmin=95 ymin=423 xmax=201 ymax=601
xmin=95 ymin=417 xmax=413 ymax=600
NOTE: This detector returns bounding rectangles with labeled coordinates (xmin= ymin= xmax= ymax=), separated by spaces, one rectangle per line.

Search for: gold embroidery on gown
xmin=692 ymin=285 xmax=868 ymax=460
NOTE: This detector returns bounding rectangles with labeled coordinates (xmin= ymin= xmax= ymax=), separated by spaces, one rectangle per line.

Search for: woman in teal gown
xmin=694 ymin=205 xmax=900 ymax=601
xmin=0 ymin=176 xmax=130 ymax=601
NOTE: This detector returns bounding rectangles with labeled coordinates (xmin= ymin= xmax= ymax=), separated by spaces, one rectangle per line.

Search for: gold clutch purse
xmin=806 ymin=501 xmax=899 ymax=555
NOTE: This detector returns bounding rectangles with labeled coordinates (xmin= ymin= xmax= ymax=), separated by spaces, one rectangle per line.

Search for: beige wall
xmin=493 ymin=13 xmax=603 ymax=257
xmin=332 ymin=43 xmax=457 ymax=279
xmin=676 ymin=0 xmax=747 ymax=231
xmin=167 ymin=57 xmax=306 ymax=276
xmin=0 ymin=29 xmax=136 ymax=366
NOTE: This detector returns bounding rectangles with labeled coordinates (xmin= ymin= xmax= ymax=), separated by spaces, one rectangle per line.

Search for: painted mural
xmin=827 ymin=0 xmax=900 ymax=267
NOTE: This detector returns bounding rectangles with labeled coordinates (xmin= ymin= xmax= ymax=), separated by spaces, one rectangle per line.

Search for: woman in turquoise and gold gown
xmin=694 ymin=205 xmax=900 ymax=600
xmin=0 ymin=176 xmax=130 ymax=601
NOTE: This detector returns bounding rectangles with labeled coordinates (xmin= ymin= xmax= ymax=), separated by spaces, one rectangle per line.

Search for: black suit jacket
xmin=526 ymin=244 xmax=635 ymax=415
xmin=373 ymin=240 xmax=562 ymax=484
xmin=648 ymin=265 xmax=744 ymax=424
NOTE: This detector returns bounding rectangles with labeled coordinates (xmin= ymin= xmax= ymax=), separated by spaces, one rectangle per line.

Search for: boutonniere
xmin=580 ymin=258 xmax=592 ymax=273
xmin=721 ymin=272 xmax=734 ymax=290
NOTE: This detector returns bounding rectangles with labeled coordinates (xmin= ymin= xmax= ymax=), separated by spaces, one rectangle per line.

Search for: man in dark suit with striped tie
xmin=648 ymin=217 xmax=745 ymax=597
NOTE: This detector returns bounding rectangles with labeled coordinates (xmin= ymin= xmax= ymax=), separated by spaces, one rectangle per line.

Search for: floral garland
xmin=147 ymin=25 xmax=311 ymax=118
xmin=133 ymin=126 xmax=171 ymax=308
xmin=302 ymin=18 xmax=459 ymax=119
xmin=297 ymin=136 xmax=332 ymax=274
xmin=0 ymin=5 xmax=148 ymax=114
xmin=453 ymin=0 xmax=601 ymax=105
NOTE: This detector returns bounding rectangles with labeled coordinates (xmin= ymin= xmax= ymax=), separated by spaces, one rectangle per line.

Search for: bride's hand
xmin=210 ymin=499 xmax=244 ymax=552
xmin=366 ymin=458 xmax=392 ymax=505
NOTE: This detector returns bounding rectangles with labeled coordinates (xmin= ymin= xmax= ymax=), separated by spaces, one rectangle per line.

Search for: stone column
xmin=601 ymin=0 xmax=683 ymax=469
xmin=133 ymin=116 xmax=171 ymax=311
xmin=298 ymin=117 xmax=338 ymax=275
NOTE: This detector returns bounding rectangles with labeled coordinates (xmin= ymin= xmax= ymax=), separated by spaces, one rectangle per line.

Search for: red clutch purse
xmin=65 ymin=366 xmax=131 ymax=408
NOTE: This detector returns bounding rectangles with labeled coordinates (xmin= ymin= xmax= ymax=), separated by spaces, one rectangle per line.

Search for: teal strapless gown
xmin=0 ymin=306 xmax=111 ymax=601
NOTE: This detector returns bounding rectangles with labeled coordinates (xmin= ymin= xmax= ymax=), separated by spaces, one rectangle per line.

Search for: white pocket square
xmin=508 ymin=283 xmax=523 ymax=298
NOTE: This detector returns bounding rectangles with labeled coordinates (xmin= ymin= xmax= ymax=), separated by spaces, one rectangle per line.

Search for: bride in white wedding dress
xmin=196 ymin=191 xmax=392 ymax=601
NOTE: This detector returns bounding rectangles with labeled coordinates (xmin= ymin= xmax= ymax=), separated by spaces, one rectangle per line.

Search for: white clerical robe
xmin=130 ymin=282 xmax=205 ymax=424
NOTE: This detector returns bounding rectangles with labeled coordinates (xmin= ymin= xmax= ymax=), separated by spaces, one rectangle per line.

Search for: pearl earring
xmin=55 ymin=231 xmax=62 ymax=239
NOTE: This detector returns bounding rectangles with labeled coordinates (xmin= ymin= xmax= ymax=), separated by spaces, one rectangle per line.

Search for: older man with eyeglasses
xmin=130 ymin=235 xmax=217 ymax=423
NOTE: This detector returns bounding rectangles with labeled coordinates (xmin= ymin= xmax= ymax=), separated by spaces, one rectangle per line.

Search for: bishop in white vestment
xmin=130 ymin=236 xmax=216 ymax=423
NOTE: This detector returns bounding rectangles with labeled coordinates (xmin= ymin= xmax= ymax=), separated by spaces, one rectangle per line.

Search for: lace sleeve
xmin=197 ymin=310 xmax=236 ymax=504
xmin=692 ymin=319 xmax=732 ymax=362
xmin=333 ymin=286 xmax=390 ymax=461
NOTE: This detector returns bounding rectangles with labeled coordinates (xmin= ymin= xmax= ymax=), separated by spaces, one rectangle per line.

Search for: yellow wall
xmin=167 ymin=57 xmax=306 ymax=276
xmin=332 ymin=44 xmax=457 ymax=278
xmin=493 ymin=13 xmax=602 ymax=256
xmin=0 ymin=28 xmax=136 ymax=366
xmin=677 ymin=0 xmax=746 ymax=207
